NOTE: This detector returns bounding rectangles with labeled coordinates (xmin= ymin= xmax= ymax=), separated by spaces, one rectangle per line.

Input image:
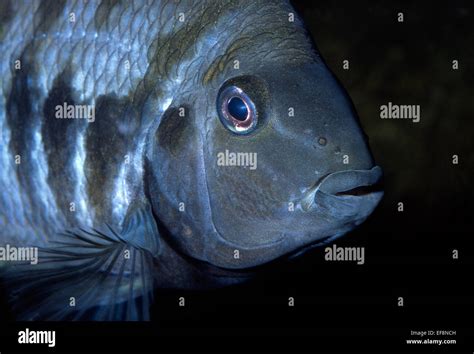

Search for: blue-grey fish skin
xmin=0 ymin=0 xmax=383 ymax=320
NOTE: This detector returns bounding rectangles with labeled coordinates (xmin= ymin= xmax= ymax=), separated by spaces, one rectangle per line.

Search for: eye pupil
xmin=227 ymin=97 xmax=248 ymax=121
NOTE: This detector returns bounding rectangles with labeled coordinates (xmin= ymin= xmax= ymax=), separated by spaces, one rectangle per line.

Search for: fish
xmin=0 ymin=0 xmax=383 ymax=320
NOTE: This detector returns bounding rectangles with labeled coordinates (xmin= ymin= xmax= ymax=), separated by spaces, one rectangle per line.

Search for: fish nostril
xmin=313 ymin=136 xmax=327 ymax=148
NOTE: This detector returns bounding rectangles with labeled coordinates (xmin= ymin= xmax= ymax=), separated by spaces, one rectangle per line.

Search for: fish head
xmin=145 ymin=1 xmax=384 ymax=272
xmin=148 ymin=60 xmax=383 ymax=270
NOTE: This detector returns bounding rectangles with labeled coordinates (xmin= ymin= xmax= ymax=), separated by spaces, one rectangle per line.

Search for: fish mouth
xmin=300 ymin=166 xmax=383 ymax=211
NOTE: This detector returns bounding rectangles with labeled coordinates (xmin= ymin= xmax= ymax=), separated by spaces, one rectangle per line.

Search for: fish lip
xmin=319 ymin=165 xmax=383 ymax=194
xmin=300 ymin=166 xmax=383 ymax=211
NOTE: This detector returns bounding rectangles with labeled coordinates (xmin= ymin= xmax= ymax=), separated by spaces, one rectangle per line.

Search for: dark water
xmin=1 ymin=1 xmax=473 ymax=352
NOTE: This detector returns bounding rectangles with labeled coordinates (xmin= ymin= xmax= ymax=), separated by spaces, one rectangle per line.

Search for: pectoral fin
xmin=2 ymin=223 xmax=157 ymax=321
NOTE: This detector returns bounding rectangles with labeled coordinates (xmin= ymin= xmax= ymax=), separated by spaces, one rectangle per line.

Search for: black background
xmin=1 ymin=0 xmax=473 ymax=352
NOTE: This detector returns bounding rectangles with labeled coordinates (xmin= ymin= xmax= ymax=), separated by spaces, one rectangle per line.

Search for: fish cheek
xmin=156 ymin=106 xmax=192 ymax=157
xmin=151 ymin=105 xmax=209 ymax=258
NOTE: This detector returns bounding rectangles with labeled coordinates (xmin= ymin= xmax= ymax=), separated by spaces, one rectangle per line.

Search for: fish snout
xmin=300 ymin=166 xmax=384 ymax=216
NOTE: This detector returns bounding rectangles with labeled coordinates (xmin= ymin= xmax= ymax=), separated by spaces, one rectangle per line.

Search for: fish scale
xmin=1 ymin=0 xmax=163 ymax=240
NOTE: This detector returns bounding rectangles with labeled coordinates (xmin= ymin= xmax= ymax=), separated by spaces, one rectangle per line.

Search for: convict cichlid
xmin=0 ymin=0 xmax=383 ymax=320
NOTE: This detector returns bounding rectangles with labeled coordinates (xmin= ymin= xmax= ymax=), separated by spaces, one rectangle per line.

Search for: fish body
xmin=0 ymin=0 xmax=383 ymax=320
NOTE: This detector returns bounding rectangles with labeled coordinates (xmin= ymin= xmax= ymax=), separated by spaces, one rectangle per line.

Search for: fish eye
xmin=217 ymin=85 xmax=257 ymax=134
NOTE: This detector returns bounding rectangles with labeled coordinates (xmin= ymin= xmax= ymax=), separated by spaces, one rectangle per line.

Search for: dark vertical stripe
xmin=5 ymin=52 xmax=44 ymax=227
xmin=33 ymin=0 xmax=67 ymax=34
xmin=41 ymin=67 xmax=87 ymax=224
xmin=84 ymin=93 xmax=139 ymax=223
xmin=0 ymin=0 xmax=12 ymax=41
